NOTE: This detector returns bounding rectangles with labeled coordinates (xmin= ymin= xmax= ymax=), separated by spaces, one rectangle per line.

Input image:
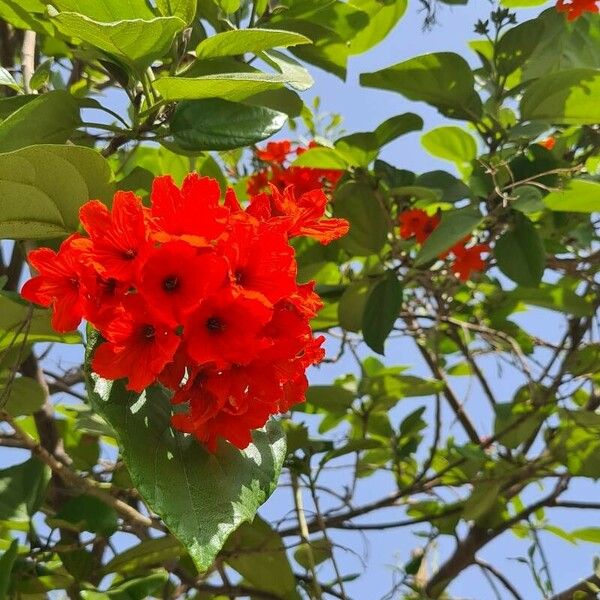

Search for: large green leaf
xmin=0 ymin=144 xmax=113 ymax=239
xmin=415 ymin=209 xmax=482 ymax=266
xmin=495 ymin=18 xmax=545 ymax=76
xmin=224 ymin=517 xmax=299 ymax=599
xmin=360 ymin=52 xmax=482 ymax=120
xmin=544 ymin=179 xmax=600 ymax=213
xmin=50 ymin=0 xmax=156 ymax=20
xmin=85 ymin=329 xmax=286 ymax=571
xmin=0 ymin=375 xmax=46 ymax=416
xmin=520 ymin=68 xmax=600 ymax=124
xmin=155 ymin=0 xmax=196 ymax=23
xmin=167 ymin=98 xmax=286 ymax=151
xmin=153 ymin=72 xmax=286 ymax=102
xmin=48 ymin=7 xmax=185 ymax=73
xmin=196 ymin=28 xmax=310 ymax=59
xmin=495 ymin=213 xmax=545 ymax=287
xmin=0 ymin=457 xmax=50 ymax=530
xmin=102 ymin=536 xmax=184 ymax=576
xmin=362 ymin=271 xmax=403 ymax=355
xmin=333 ymin=180 xmax=389 ymax=256
xmin=0 ymin=91 xmax=81 ymax=152
xmin=348 ymin=0 xmax=407 ymax=55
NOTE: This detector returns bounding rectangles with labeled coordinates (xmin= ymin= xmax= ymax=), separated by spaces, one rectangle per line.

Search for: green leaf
xmin=261 ymin=49 xmax=314 ymax=91
xmin=82 ymin=572 xmax=169 ymax=600
xmin=305 ymin=385 xmax=355 ymax=415
xmin=0 ymin=539 xmax=18 ymax=600
xmin=196 ymin=28 xmax=310 ymax=59
xmin=0 ymin=375 xmax=45 ymax=416
xmin=415 ymin=209 xmax=482 ymax=266
xmin=0 ymin=144 xmax=113 ymax=239
xmin=0 ymin=457 xmax=50 ymax=529
xmin=167 ymin=98 xmax=286 ymax=152
xmin=507 ymin=279 xmax=594 ymax=317
xmin=49 ymin=495 xmax=118 ymax=536
xmin=520 ymin=69 xmax=600 ymax=124
xmin=225 ymin=517 xmax=299 ymax=599
xmin=496 ymin=18 xmax=545 ymax=76
xmin=362 ymin=271 xmax=402 ymax=355
xmin=0 ymin=91 xmax=81 ymax=152
xmin=360 ymin=52 xmax=482 ymax=120
xmin=294 ymin=537 xmax=332 ymax=570
xmin=0 ymin=67 xmax=20 ymax=92
xmin=572 ymin=528 xmax=600 ymax=543
xmin=154 ymin=72 xmax=286 ymax=102
xmin=495 ymin=213 xmax=545 ymax=287
xmin=155 ymin=0 xmax=196 ymax=23
xmin=333 ymin=180 xmax=389 ymax=256
xmin=84 ymin=329 xmax=286 ymax=572
xmin=29 ymin=59 xmax=53 ymax=91
xmin=462 ymin=481 xmax=503 ymax=522
xmin=293 ymin=147 xmax=349 ymax=169
xmin=347 ymin=0 xmax=407 ymax=55
xmin=544 ymin=179 xmax=600 ymax=213
xmin=421 ymin=126 xmax=477 ymax=176
xmin=103 ymin=536 xmax=183 ymax=576
xmin=0 ymin=295 xmax=81 ymax=351
xmin=565 ymin=344 xmax=600 ymax=377
xmin=48 ymin=7 xmax=185 ymax=73
xmin=511 ymin=186 xmax=545 ymax=214
xmin=51 ymin=0 xmax=156 ymax=20
xmin=338 ymin=279 xmax=375 ymax=332
xmin=494 ymin=402 xmax=545 ymax=449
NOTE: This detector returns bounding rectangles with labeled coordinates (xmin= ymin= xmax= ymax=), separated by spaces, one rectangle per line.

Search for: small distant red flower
xmin=539 ymin=136 xmax=556 ymax=150
xmin=256 ymin=140 xmax=292 ymax=164
xmin=556 ymin=0 xmax=599 ymax=20
xmin=399 ymin=209 xmax=440 ymax=244
xmin=450 ymin=244 xmax=489 ymax=282
xmin=20 ymin=235 xmax=90 ymax=332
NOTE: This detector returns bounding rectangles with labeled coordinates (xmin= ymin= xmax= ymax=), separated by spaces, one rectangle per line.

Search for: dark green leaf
xmin=495 ymin=213 xmax=545 ymax=287
xmin=167 ymin=98 xmax=286 ymax=151
xmin=85 ymin=329 xmax=286 ymax=571
xmin=49 ymin=495 xmax=118 ymax=536
xmin=0 ymin=539 xmax=18 ymax=600
xmin=294 ymin=537 xmax=332 ymax=570
xmin=362 ymin=271 xmax=402 ymax=355
xmin=103 ymin=536 xmax=184 ymax=576
xmin=0 ymin=91 xmax=81 ymax=152
xmin=0 ymin=375 xmax=45 ymax=416
xmin=360 ymin=52 xmax=482 ymax=120
xmin=333 ymin=180 xmax=389 ymax=256
xmin=496 ymin=18 xmax=544 ymax=76
xmin=0 ymin=457 xmax=50 ymax=528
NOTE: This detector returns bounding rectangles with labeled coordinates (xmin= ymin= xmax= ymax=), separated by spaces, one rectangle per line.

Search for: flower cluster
xmin=399 ymin=208 xmax=489 ymax=282
xmin=247 ymin=139 xmax=343 ymax=197
xmin=555 ymin=0 xmax=599 ymax=20
xmin=21 ymin=175 xmax=349 ymax=450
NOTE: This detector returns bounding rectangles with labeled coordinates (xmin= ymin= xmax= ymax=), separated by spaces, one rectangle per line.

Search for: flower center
xmin=163 ymin=275 xmax=179 ymax=292
xmin=234 ymin=270 xmax=245 ymax=284
xmin=123 ymin=249 xmax=137 ymax=260
xmin=142 ymin=325 xmax=156 ymax=339
xmin=205 ymin=316 xmax=225 ymax=333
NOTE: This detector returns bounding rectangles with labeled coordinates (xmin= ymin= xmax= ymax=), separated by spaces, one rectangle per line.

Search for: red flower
xmin=399 ymin=209 xmax=440 ymax=244
xmin=186 ymin=292 xmax=272 ymax=367
xmin=249 ymin=186 xmax=349 ymax=245
xmin=450 ymin=244 xmax=489 ymax=282
xmin=556 ymin=0 xmax=599 ymax=20
xmin=91 ymin=297 xmax=180 ymax=392
xmin=21 ymin=172 xmax=345 ymax=452
xmin=220 ymin=221 xmax=297 ymax=305
xmin=539 ymin=136 xmax=556 ymax=150
xmin=150 ymin=174 xmax=228 ymax=247
xmin=138 ymin=241 xmax=227 ymax=324
xmin=256 ymin=140 xmax=292 ymax=164
xmin=20 ymin=235 xmax=90 ymax=332
xmin=247 ymin=170 xmax=270 ymax=196
xmin=79 ymin=192 xmax=149 ymax=282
